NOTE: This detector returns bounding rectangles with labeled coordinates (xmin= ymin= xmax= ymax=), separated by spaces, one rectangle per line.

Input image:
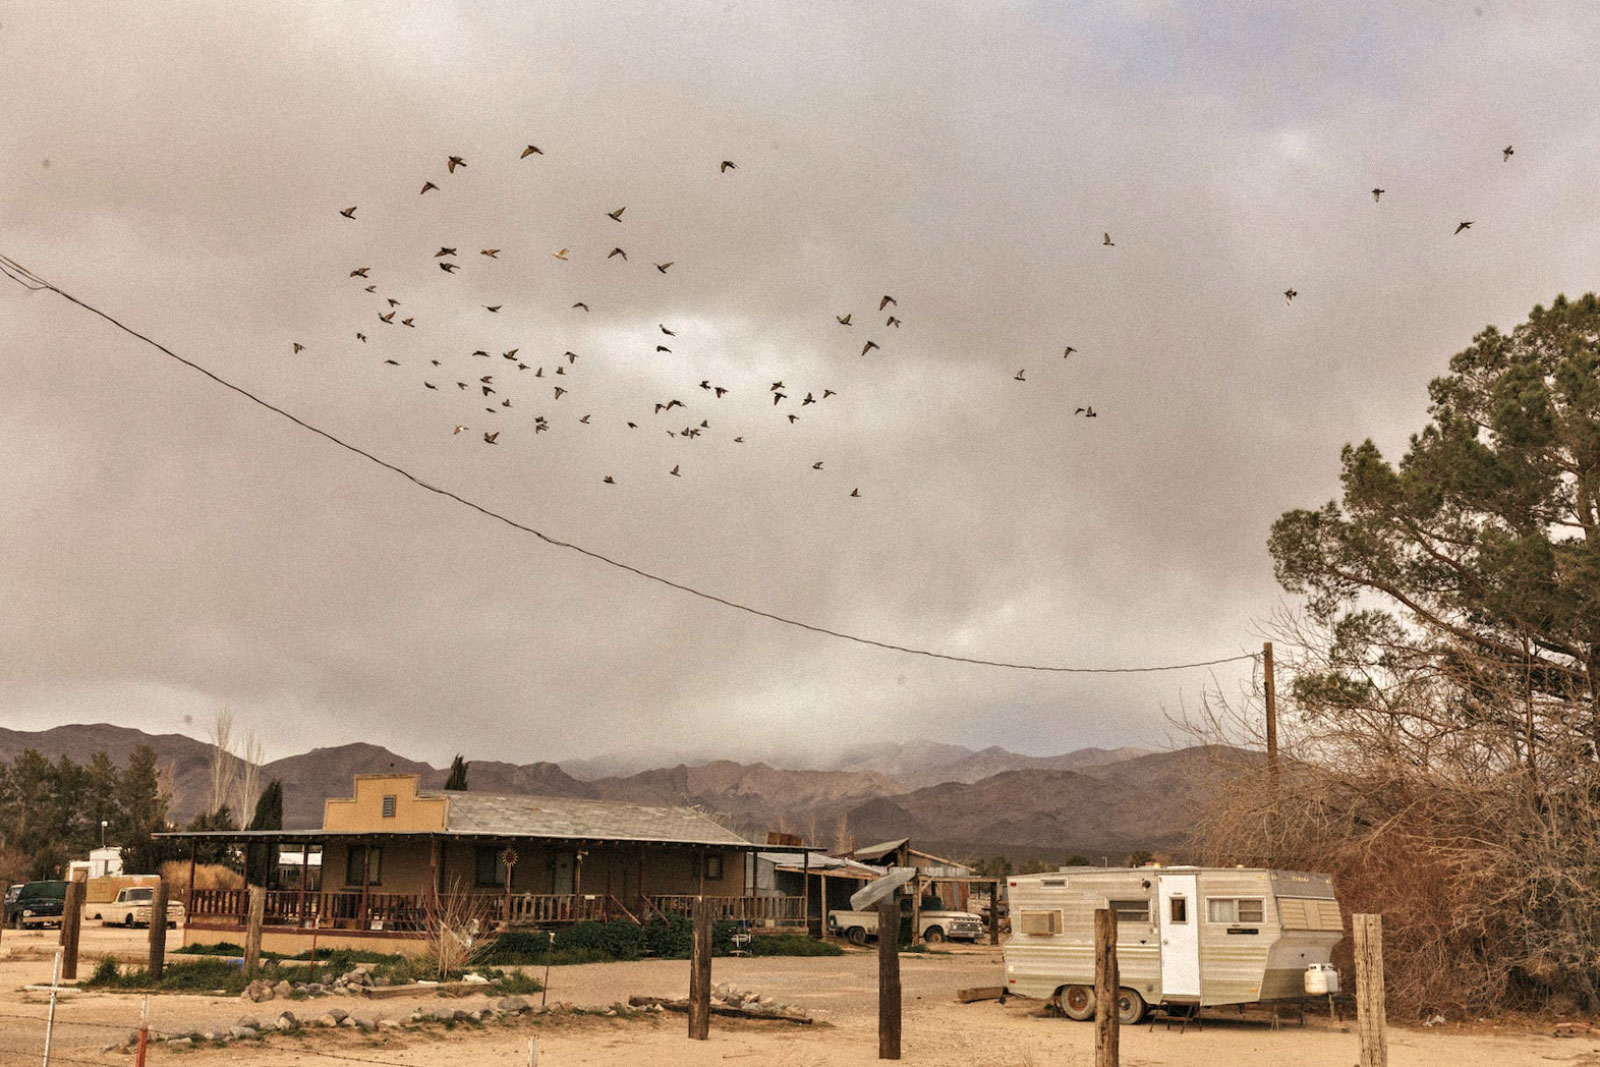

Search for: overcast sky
xmin=4 ymin=2 xmax=1599 ymax=769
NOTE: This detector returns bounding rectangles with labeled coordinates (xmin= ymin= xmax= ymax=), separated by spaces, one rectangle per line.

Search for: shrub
xmin=750 ymin=934 xmax=843 ymax=957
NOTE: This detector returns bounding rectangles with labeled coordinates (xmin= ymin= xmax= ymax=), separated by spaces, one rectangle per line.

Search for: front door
xmin=1157 ymin=873 xmax=1201 ymax=999
xmin=552 ymin=851 xmax=575 ymax=895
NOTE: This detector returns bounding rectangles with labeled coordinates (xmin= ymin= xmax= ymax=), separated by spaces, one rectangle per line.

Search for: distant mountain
xmin=823 ymin=740 xmax=1156 ymax=788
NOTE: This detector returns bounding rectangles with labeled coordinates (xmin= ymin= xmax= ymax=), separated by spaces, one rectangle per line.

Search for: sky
xmin=4 ymin=1 xmax=1600 ymax=769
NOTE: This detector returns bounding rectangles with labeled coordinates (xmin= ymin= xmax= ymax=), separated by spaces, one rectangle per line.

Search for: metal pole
xmin=134 ymin=995 xmax=151 ymax=1067
xmin=1264 ymin=641 xmax=1280 ymax=801
xmin=41 ymin=948 xmax=63 ymax=1067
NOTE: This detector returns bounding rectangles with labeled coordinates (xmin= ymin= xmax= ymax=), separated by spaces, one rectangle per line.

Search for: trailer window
xmin=1018 ymin=910 xmax=1061 ymax=936
xmin=1207 ymin=897 xmax=1264 ymax=924
xmin=1110 ymin=899 xmax=1150 ymax=923
xmin=1169 ymin=897 xmax=1188 ymax=923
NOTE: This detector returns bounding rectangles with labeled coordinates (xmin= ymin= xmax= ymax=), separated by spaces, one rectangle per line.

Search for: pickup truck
xmin=827 ymin=903 xmax=986 ymax=945
xmin=102 ymin=886 xmax=185 ymax=929
xmin=9 ymin=881 xmax=67 ymax=929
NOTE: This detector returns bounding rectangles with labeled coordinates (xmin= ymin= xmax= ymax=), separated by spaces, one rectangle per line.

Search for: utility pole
xmin=1264 ymin=641 xmax=1279 ymax=802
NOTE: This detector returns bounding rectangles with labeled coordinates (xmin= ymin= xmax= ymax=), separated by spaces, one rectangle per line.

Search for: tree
xmin=1207 ymin=293 xmax=1600 ymax=1014
xmin=443 ymin=755 xmax=469 ymax=791
xmin=1125 ymin=850 xmax=1154 ymax=867
xmin=248 ymin=780 xmax=283 ymax=831
xmin=116 ymin=745 xmax=172 ymax=874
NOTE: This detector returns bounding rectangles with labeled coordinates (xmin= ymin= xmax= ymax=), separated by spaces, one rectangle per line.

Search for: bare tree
xmin=207 ymin=708 xmax=237 ymax=822
xmin=232 ymin=733 xmax=264 ymax=828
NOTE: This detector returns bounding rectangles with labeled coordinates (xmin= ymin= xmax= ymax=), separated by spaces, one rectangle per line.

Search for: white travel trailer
xmin=1003 ymin=866 xmax=1343 ymax=1022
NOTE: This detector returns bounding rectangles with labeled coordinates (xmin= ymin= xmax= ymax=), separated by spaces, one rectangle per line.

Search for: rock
xmin=235 ymin=1016 xmax=262 ymax=1031
xmin=274 ymin=1011 xmax=299 ymax=1032
xmin=340 ymin=1016 xmax=358 ymax=1028
xmin=462 ymin=972 xmax=490 ymax=984
xmin=377 ymin=1019 xmax=402 ymax=1031
xmin=201 ymin=1032 xmax=218 ymax=1042
xmin=230 ymin=1026 xmax=259 ymax=1040
xmin=273 ymin=980 xmax=294 ymax=999
xmin=167 ymin=1038 xmax=193 ymax=1049
xmin=316 ymin=1013 xmax=341 ymax=1028
xmin=326 ymin=1007 xmax=349 ymax=1023
xmin=496 ymin=996 xmax=530 ymax=1014
xmin=468 ymin=1010 xmax=485 ymax=1022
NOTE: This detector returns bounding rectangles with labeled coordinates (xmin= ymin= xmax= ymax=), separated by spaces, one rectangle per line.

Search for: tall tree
xmin=116 ymin=744 xmax=172 ymax=874
xmin=443 ymin=755 xmax=469 ymax=791
xmin=248 ymin=780 xmax=283 ymax=831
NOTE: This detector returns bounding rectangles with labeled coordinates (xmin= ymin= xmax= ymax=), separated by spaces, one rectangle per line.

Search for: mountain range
xmin=0 ymin=724 xmax=1242 ymax=861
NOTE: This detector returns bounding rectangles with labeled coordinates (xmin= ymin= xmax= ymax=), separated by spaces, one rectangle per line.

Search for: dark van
xmin=11 ymin=880 xmax=68 ymax=928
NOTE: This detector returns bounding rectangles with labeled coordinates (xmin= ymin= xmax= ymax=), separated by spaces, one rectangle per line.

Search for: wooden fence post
xmin=1094 ymin=907 xmax=1119 ymax=1067
xmin=59 ymin=879 xmax=84 ymax=980
xmin=910 ymin=875 xmax=922 ymax=947
xmin=1354 ymin=913 xmax=1387 ymax=1067
xmin=989 ymin=880 xmax=1003 ymax=945
xmin=878 ymin=899 xmax=902 ymax=1060
xmin=687 ymin=899 xmax=712 ymax=1040
xmin=148 ymin=878 xmax=169 ymax=981
xmin=243 ymin=885 xmax=266 ymax=977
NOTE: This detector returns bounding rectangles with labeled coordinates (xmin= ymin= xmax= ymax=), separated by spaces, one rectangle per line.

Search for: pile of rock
xmin=712 ymin=982 xmax=810 ymax=1020
xmin=239 ymin=967 xmax=375 ymax=1001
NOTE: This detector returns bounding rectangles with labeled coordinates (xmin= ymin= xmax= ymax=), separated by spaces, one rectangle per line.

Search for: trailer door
xmin=1157 ymin=873 xmax=1200 ymax=998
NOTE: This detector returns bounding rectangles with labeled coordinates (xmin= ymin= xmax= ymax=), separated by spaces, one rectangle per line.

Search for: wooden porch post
xmin=802 ymin=851 xmax=810 ymax=936
xmin=238 ymin=838 xmax=251 ymax=923
xmin=295 ymin=840 xmax=310 ymax=927
xmin=638 ymin=848 xmax=647 ymax=919
xmin=359 ymin=841 xmax=372 ymax=928
xmin=427 ymin=838 xmax=440 ymax=932
xmin=819 ymin=872 xmax=828 ymax=937
xmin=910 ymin=874 xmax=922 ymax=947
xmin=185 ymin=843 xmax=197 ymax=925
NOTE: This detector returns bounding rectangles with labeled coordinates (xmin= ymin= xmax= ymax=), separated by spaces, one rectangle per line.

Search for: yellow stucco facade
xmin=322 ymin=774 xmax=448 ymax=832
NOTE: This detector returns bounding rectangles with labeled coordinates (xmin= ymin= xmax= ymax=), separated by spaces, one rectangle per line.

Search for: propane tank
xmin=1304 ymin=963 xmax=1340 ymax=996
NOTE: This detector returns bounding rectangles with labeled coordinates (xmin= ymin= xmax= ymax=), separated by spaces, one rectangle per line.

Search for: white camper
xmin=1003 ymin=866 xmax=1343 ymax=1022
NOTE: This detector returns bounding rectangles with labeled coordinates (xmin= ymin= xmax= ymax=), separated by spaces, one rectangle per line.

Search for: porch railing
xmin=649 ymin=894 xmax=807 ymax=925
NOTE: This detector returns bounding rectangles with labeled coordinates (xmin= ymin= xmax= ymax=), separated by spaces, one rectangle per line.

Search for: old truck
xmin=100 ymin=886 xmax=185 ymax=929
xmin=827 ymin=898 xmax=986 ymax=944
xmin=1003 ymin=866 xmax=1344 ymax=1023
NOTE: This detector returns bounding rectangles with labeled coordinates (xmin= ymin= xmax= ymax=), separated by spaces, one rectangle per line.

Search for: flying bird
xmin=553 ymin=248 xmax=570 ymax=260
xmin=1063 ymin=346 xmax=1077 ymax=358
xmin=822 ymin=389 xmax=836 ymax=398
xmin=573 ymin=302 xmax=589 ymax=311
xmin=401 ymin=317 xmax=414 ymax=327
xmin=387 ymin=298 xmax=401 ymax=307
xmin=435 ymin=247 xmax=456 ymax=257
xmin=1076 ymin=406 xmax=1098 ymax=417
xmin=733 ymin=436 xmax=744 ymax=443
xmin=654 ymin=262 xmax=673 ymax=273
xmin=485 ymin=305 xmax=501 ymax=313
xmin=660 ymin=325 xmax=676 ymax=336
xmin=787 ymin=414 xmax=799 ymax=423
xmin=420 ymin=181 xmax=437 ymax=194
xmin=521 ymin=145 xmax=543 ymax=158
xmin=1502 ymin=145 xmax=1514 ymax=161
xmin=850 ymin=488 xmax=860 ymax=498
xmin=483 ymin=431 xmax=498 ymax=444
xmin=1014 ymin=369 xmax=1026 ymax=381
xmin=836 ymin=314 xmax=851 ymax=326
xmin=670 ymin=465 xmax=681 ymax=477
xmin=565 ymin=351 xmax=578 ymax=363
xmin=802 ymin=393 xmax=815 ymax=405
xmin=363 ymin=285 xmax=376 ymax=293
xmin=384 ymin=359 xmax=399 ymax=366
xmin=656 ymin=345 xmax=671 ymax=353
xmin=292 ymin=342 xmax=304 ymax=353
xmin=886 ymin=316 xmax=901 ymax=327
xmin=439 ymin=262 xmax=460 ymax=273
xmin=356 ymin=333 xmax=367 ymax=343
xmin=773 ymin=392 xmax=787 ymax=405
xmin=424 ymin=382 xmax=437 ymax=390
xmin=812 ymin=461 xmax=824 ymax=470
xmin=720 ymin=160 xmax=737 ymax=172
xmin=339 ymin=206 xmax=356 ymax=219
xmin=879 ymin=296 xmax=896 ymax=311
xmin=1372 ymin=188 xmax=1384 ymax=202
xmin=349 ymin=267 xmax=370 ymax=278
xmin=379 ymin=311 xmax=396 ymax=323
xmin=1455 ymin=221 xmax=1474 ymax=234
xmin=607 ymin=247 xmax=627 ymax=260
xmin=771 ymin=381 xmax=784 ymax=391
xmin=714 ymin=387 xmax=727 ymax=398
xmin=608 ymin=207 xmax=626 ymax=222
xmin=1284 ymin=288 xmax=1297 ymax=304
xmin=579 ymin=414 xmax=591 ymax=424
xmin=453 ymin=425 xmax=468 ymax=435
xmin=554 ymin=386 xmax=567 ymax=398
xmin=447 ymin=155 xmax=466 ymax=172
xmin=504 ymin=349 xmax=519 ymax=359
xmin=603 ymin=475 xmax=616 ymax=484
xmin=481 ymin=249 xmax=499 ymax=258
xmin=1102 ymin=232 xmax=1114 ymax=246
xmin=861 ymin=340 xmax=879 ymax=355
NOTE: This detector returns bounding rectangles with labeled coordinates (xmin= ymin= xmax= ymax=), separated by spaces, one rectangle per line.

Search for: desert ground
xmin=0 ymin=926 xmax=1584 ymax=1067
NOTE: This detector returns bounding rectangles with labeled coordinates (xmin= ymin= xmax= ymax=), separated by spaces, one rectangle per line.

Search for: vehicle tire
xmin=1116 ymin=988 xmax=1147 ymax=1025
xmin=125 ymin=914 xmax=136 ymax=928
xmin=11 ymin=914 xmax=22 ymax=930
xmin=846 ymin=926 xmax=868 ymax=946
xmin=1060 ymin=985 xmax=1095 ymax=1021
xmin=923 ymin=927 xmax=945 ymax=944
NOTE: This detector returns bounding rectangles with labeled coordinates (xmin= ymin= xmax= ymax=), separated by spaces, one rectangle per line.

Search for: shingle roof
xmin=423 ymin=789 xmax=754 ymax=847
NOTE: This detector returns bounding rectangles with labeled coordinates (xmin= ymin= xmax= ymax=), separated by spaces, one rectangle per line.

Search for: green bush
xmin=750 ymin=934 xmax=843 ymax=957
xmin=85 ymin=958 xmax=249 ymax=995
xmin=89 ymin=957 xmax=121 ymax=985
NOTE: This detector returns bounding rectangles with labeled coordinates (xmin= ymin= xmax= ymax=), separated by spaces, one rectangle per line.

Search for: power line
xmin=1 ymin=252 xmax=1260 ymax=675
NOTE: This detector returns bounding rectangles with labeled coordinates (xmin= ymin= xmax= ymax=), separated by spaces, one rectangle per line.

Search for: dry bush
xmin=159 ymin=861 xmax=243 ymax=895
xmin=427 ymin=877 xmax=497 ymax=979
xmin=1182 ymin=615 xmax=1600 ymax=1019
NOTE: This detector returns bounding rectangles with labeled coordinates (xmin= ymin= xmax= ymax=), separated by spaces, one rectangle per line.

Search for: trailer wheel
xmin=846 ymin=926 xmax=868 ymax=946
xmin=1116 ymin=988 xmax=1147 ymax=1025
xmin=1060 ymin=985 xmax=1095 ymax=1021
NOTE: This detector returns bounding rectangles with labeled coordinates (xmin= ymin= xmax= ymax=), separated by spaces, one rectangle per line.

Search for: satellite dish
xmin=851 ymin=867 xmax=917 ymax=912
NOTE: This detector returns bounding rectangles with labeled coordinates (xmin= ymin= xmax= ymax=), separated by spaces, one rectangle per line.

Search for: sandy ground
xmin=0 ymin=925 xmax=1587 ymax=1066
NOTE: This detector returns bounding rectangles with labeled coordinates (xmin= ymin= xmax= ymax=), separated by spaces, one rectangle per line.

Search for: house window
xmin=475 ymin=846 xmax=508 ymax=888
xmin=381 ymin=795 xmax=396 ymax=818
xmin=345 ymin=845 xmax=382 ymax=886
xmin=1110 ymin=898 xmax=1150 ymax=923
xmin=705 ymin=854 xmax=724 ymax=880
xmin=1207 ymin=897 xmax=1265 ymax=924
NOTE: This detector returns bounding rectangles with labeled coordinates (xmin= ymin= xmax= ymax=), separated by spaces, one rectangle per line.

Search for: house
xmin=754 ymin=850 xmax=885 ymax=936
xmin=850 ymin=838 xmax=978 ymax=909
xmin=162 ymin=773 xmax=810 ymax=955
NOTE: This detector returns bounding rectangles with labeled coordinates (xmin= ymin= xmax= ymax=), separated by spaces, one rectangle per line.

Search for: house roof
xmin=851 ymin=838 xmax=911 ymax=862
xmin=424 ymin=789 xmax=754 ymax=847
xmin=759 ymin=851 xmax=884 ymax=880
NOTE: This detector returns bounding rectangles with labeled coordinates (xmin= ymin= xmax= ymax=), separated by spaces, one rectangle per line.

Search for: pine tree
xmin=444 ymin=755 xmax=469 ymax=791
xmin=248 ymin=780 xmax=283 ymax=831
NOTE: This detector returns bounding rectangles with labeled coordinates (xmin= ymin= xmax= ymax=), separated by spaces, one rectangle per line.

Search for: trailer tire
xmin=1060 ymin=985 xmax=1095 ymax=1021
xmin=1116 ymin=988 xmax=1147 ymax=1025
xmin=923 ymin=927 xmax=945 ymax=943
xmin=846 ymin=926 xmax=868 ymax=946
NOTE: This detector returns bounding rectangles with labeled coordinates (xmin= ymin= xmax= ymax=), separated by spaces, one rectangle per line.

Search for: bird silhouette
xmin=670 ymin=465 xmax=681 ymax=477
xmin=608 ymin=207 xmax=626 ymax=222
xmin=435 ymin=247 xmax=456 ymax=257
xmin=424 ymin=382 xmax=437 ymax=390
xmin=812 ymin=461 xmax=824 ymax=470
xmin=420 ymin=181 xmax=437 ymax=194
xmin=579 ymin=414 xmax=591 ymax=424
xmin=720 ymin=160 xmax=737 ymax=172
xmin=402 ymin=317 xmax=415 ymax=327
xmin=607 ymin=247 xmax=627 ymax=260
xmin=861 ymin=340 xmax=879 ymax=355
xmin=384 ymin=359 xmax=399 ymax=366
xmin=350 ymin=267 xmax=370 ymax=278
xmin=356 ymin=333 xmax=367 ymax=343
xmin=1102 ymin=232 xmax=1114 ymax=246
xmin=787 ymin=414 xmax=799 ymax=423
xmin=481 ymin=249 xmax=499 ymax=258
xmin=572 ymin=302 xmax=589 ymax=311
xmin=660 ymin=325 xmax=676 ymax=336
xmin=656 ymin=345 xmax=671 ymax=353
xmin=1455 ymin=221 xmax=1474 ymax=234
xmin=734 ymin=436 xmax=745 ymax=443
xmin=379 ymin=311 xmax=396 ymax=323
xmin=822 ymin=389 xmax=836 ymax=398
xmin=886 ymin=316 xmax=901 ymax=327
xmin=553 ymin=248 xmax=570 ymax=260
xmin=1372 ymin=188 xmax=1384 ymax=202
xmin=504 ymin=349 xmax=519 ymax=359
xmin=485 ymin=305 xmax=501 ymax=313
xmin=773 ymin=392 xmax=787 ymax=405
xmin=292 ymin=342 xmax=304 ymax=353
xmin=565 ymin=352 xmax=578 ymax=364
xmin=802 ymin=393 xmax=815 ymax=405
xmin=554 ymin=386 xmax=567 ymax=398
xmin=1063 ymin=346 xmax=1077 ymax=358
xmin=453 ymin=425 xmax=467 ymax=435
xmin=714 ymin=386 xmax=728 ymax=399
xmin=340 ymin=206 xmax=357 ymax=219
xmin=522 ymin=145 xmax=543 ymax=158
xmin=472 ymin=350 xmax=489 ymax=357
xmin=1284 ymin=289 xmax=1297 ymax=304
xmin=603 ymin=475 xmax=615 ymax=484
xmin=387 ymin=298 xmax=401 ymax=307
xmin=448 ymin=156 xmax=466 ymax=172
xmin=439 ymin=262 xmax=460 ymax=273
xmin=836 ymin=314 xmax=852 ymax=326
xmin=483 ymin=431 xmax=498 ymax=444
xmin=363 ymin=285 xmax=376 ymax=293
xmin=1075 ymin=406 xmax=1098 ymax=417
xmin=850 ymin=488 xmax=860 ymax=498
xmin=482 ymin=386 xmax=495 ymax=396
xmin=771 ymin=381 xmax=784 ymax=391
xmin=1014 ymin=369 xmax=1026 ymax=381
xmin=655 ymin=262 xmax=673 ymax=273
xmin=1503 ymin=145 xmax=1514 ymax=161
xmin=879 ymin=296 xmax=897 ymax=310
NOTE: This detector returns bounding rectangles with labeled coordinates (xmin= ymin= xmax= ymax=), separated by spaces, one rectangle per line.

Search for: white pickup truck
xmin=102 ymin=886 xmax=185 ymax=929
xmin=827 ymin=904 xmax=986 ymax=945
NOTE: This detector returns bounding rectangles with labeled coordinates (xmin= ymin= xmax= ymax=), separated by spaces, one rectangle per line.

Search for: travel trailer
xmin=1003 ymin=866 xmax=1343 ymax=1022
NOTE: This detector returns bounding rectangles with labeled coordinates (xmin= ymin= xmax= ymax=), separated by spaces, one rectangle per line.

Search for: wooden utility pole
xmin=148 ymin=879 xmax=169 ymax=981
xmin=1264 ymin=641 xmax=1280 ymax=799
xmin=1354 ymin=913 xmax=1388 ymax=1067
xmin=989 ymin=880 xmax=1003 ymax=946
xmin=878 ymin=899 xmax=902 ymax=1059
xmin=1094 ymin=907 xmax=1119 ymax=1067
xmin=687 ymin=899 xmax=712 ymax=1040
xmin=59 ymin=878 xmax=84 ymax=980
xmin=243 ymin=885 xmax=266 ymax=976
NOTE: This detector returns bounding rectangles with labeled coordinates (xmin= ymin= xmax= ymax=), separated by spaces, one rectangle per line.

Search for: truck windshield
xmin=125 ymin=890 xmax=153 ymax=902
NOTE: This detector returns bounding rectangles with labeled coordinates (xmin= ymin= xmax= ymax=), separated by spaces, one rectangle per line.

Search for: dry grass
xmin=158 ymin=861 xmax=242 ymax=894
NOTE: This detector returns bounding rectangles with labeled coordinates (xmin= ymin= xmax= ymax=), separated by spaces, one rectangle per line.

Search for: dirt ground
xmin=0 ymin=925 xmax=1586 ymax=1066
